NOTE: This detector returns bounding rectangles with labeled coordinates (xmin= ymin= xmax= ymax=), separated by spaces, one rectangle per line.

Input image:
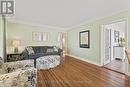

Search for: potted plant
xmin=119 ymin=37 xmax=125 ymax=47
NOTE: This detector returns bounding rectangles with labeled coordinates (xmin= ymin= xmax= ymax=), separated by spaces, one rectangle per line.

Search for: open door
xmin=104 ymin=28 xmax=111 ymax=65
xmin=101 ymin=19 xmax=129 ymax=75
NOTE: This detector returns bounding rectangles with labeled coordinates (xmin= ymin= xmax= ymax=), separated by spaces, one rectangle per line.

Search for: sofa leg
xmin=34 ymin=59 xmax=36 ymax=68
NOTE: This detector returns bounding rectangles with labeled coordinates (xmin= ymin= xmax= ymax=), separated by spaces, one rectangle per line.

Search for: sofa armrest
xmin=58 ymin=48 xmax=62 ymax=53
xmin=22 ymin=50 xmax=29 ymax=59
xmin=0 ymin=67 xmax=37 ymax=87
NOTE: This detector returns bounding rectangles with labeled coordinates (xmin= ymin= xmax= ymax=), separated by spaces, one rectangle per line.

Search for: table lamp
xmin=12 ymin=40 xmax=20 ymax=53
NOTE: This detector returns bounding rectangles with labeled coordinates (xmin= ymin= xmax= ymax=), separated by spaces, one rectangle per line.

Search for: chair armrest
xmin=3 ymin=60 xmax=34 ymax=72
xmin=0 ymin=68 xmax=37 ymax=87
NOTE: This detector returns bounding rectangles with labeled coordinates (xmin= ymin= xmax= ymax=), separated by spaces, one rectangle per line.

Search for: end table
xmin=7 ymin=53 xmax=23 ymax=62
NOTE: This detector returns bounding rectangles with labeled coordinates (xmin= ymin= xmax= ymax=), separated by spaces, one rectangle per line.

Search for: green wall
xmin=6 ymin=22 xmax=64 ymax=53
xmin=5 ymin=10 xmax=130 ymax=74
xmin=67 ymin=10 xmax=130 ymax=66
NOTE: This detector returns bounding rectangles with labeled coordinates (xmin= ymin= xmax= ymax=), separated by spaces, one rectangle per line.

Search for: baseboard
xmin=67 ymin=54 xmax=102 ymax=67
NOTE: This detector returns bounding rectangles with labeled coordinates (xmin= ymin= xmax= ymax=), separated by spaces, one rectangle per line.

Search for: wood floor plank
xmin=37 ymin=56 xmax=130 ymax=87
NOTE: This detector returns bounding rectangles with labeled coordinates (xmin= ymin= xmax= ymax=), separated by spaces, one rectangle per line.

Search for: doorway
xmin=101 ymin=19 xmax=128 ymax=74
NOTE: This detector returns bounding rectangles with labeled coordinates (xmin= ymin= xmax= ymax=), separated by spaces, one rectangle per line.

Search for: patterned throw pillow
xmin=47 ymin=48 xmax=54 ymax=53
xmin=53 ymin=46 xmax=58 ymax=52
xmin=26 ymin=47 xmax=35 ymax=54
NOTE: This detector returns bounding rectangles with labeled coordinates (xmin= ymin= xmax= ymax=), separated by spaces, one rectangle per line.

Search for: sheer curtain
xmin=58 ymin=32 xmax=67 ymax=56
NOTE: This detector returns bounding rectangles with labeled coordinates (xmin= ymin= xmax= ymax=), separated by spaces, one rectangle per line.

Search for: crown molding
xmin=6 ymin=9 xmax=130 ymax=31
xmin=67 ymin=9 xmax=130 ymax=30
xmin=7 ymin=19 xmax=67 ymax=31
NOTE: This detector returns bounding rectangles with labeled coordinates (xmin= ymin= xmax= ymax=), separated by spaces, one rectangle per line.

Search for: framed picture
xmin=32 ymin=32 xmax=42 ymax=41
xmin=114 ymin=31 xmax=119 ymax=42
xmin=79 ymin=30 xmax=90 ymax=48
xmin=43 ymin=32 xmax=49 ymax=41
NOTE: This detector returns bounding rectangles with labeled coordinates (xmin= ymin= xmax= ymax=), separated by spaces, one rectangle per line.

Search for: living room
xmin=0 ymin=0 xmax=130 ymax=87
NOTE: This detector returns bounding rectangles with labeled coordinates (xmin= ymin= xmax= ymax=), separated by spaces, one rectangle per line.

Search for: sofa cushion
xmin=32 ymin=46 xmax=47 ymax=53
xmin=41 ymin=46 xmax=48 ymax=53
xmin=26 ymin=47 xmax=35 ymax=54
xmin=47 ymin=48 xmax=54 ymax=53
xmin=53 ymin=46 xmax=58 ymax=52
xmin=32 ymin=47 xmax=41 ymax=53
xmin=29 ymin=53 xmax=44 ymax=59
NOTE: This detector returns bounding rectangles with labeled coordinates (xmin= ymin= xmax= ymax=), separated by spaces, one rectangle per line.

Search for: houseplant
xmin=119 ymin=37 xmax=125 ymax=47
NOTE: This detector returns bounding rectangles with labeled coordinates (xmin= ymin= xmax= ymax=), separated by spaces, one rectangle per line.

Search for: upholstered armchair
xmin=0 ymin=58 xmax=37 ymax=87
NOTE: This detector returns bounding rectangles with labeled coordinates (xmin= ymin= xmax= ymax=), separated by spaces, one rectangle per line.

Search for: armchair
xmin=0 ymin=58 xmax=37 ymax=87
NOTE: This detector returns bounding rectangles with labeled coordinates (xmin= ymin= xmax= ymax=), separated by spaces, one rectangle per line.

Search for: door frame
xmin=103 ymin=28 xmax=111 ymax=65
xmin=100 ymin=18 xmax=129 ymax=75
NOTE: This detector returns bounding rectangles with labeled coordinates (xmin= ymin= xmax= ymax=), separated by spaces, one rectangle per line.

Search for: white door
xmin=104 ymin=29 xmax=111 ymax=65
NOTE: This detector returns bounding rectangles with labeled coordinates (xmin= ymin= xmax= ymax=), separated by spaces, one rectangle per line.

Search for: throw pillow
xmin=47 ymin=48 xmax=54 ymax=53
xmin=53 ymin=46 xmax=58 ymax=52
xmin=26 ymin=47 xmax=35 ymax=54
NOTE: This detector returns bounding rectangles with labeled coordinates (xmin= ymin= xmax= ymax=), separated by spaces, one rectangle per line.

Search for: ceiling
xmin=8 ymin=0 xmax=130 ymax=28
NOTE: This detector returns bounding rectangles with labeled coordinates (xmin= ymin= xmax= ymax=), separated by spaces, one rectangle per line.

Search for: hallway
xmin=104 ymin=59 xmax=126 ymax=74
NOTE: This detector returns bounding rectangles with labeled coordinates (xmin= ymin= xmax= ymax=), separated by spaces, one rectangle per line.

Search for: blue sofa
xmin=22 ymin=46 xmax=62 ymax=60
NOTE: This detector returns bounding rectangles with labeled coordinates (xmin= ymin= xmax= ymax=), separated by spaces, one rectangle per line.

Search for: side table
xmin=7 ymin=53 xmax=23 ymax=62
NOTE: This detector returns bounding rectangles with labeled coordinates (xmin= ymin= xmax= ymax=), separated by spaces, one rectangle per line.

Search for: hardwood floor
xmin=104 ymin=59 xmax=126 ymax=74
xmin=37 ymin=56 xmax=130 ymax=87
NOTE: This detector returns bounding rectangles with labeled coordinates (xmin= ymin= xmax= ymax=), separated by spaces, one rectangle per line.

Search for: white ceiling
xmin=9 ymin=0 xmax=130 ymax=28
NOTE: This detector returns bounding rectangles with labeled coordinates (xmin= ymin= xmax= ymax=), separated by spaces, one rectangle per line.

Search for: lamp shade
xmin=12 ymin=40 xmax=20 ymax=47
